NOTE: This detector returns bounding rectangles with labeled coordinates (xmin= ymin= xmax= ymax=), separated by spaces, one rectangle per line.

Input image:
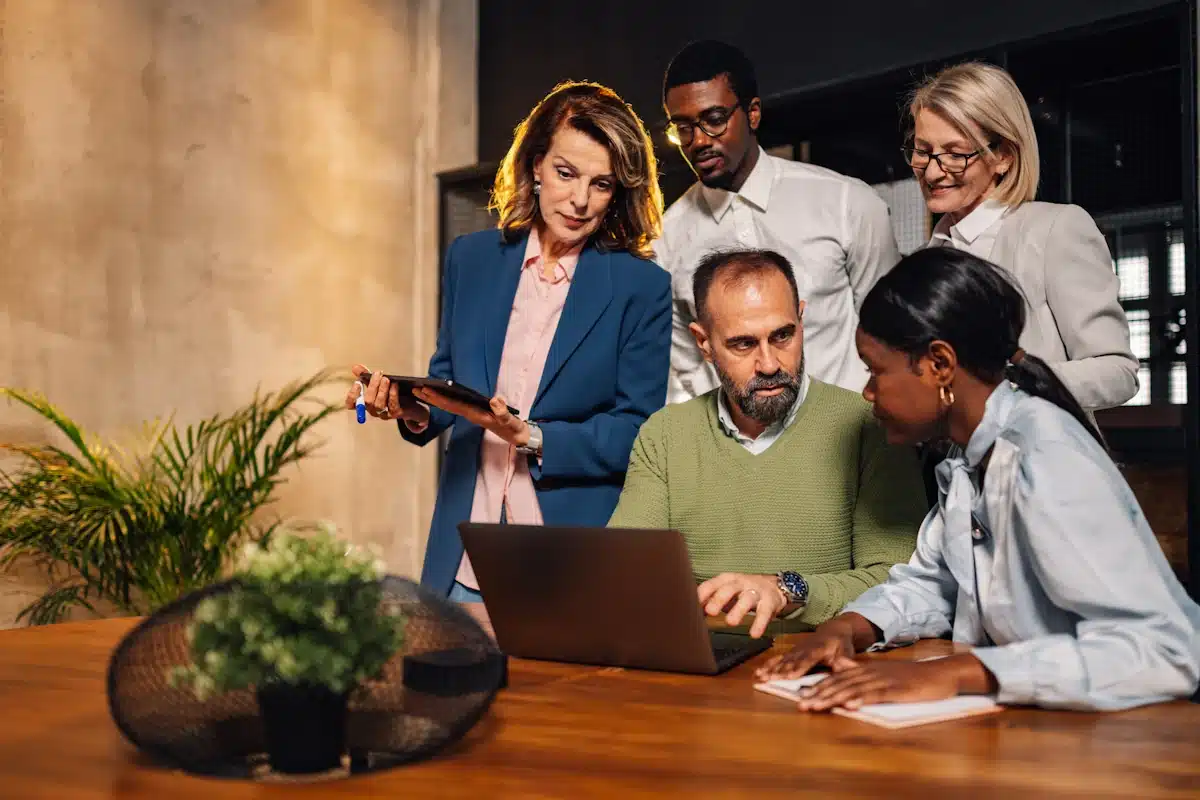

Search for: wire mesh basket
xmin=106 ymin=576 xmax=504 ymax=780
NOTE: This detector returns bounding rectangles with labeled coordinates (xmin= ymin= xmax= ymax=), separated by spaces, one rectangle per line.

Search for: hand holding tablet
xmin=346 ymin=366 xmax=528 ymax=455
xmin=356 ymin=371 xmax=520 ymax=417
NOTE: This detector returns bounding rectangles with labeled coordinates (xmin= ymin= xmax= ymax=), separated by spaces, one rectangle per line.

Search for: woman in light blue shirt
xmin=758 ymin=247 xmax=1200 ymax=711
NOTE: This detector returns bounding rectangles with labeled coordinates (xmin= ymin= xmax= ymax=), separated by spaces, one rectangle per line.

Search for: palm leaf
xmin=0 ymin=371 xmax=341 ymax=624
xmin=0 ymin=390 xmax=99 ymax=470
xmin=17 ymin=583 xmax=97 ymax=626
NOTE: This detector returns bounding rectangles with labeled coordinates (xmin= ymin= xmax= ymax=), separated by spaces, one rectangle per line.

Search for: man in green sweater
xmin=609 ymin=248 xmax=927 ymax=636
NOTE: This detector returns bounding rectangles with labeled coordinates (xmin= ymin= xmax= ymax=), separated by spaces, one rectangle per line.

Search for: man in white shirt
xmin=657 ymin=40 xmax=902 ymax=403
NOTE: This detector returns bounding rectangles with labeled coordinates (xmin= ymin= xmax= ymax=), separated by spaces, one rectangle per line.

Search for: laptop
xmin=457 ymin=523 xmax=773 ymax=675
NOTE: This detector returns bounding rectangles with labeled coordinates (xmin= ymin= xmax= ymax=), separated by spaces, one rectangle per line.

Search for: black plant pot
xmin=256 ymin=682 xmax=349 ymax=774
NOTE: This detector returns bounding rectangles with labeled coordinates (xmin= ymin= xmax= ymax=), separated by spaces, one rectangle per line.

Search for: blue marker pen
xmin=355 ymin=381 xmax=367 ymax=424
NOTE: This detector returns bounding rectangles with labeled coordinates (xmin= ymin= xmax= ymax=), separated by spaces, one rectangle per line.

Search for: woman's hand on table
xmin=755 ymin=616 xmax=862 ymax=680
xmin=754 ymin=630 xmax=856 ymax=680
xmin=785 ymin=654 xmax=997 ymax=711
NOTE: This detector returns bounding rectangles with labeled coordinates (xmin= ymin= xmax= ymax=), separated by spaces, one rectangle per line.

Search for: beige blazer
xmin=985 ymin=201 xmax=1138 ymax=411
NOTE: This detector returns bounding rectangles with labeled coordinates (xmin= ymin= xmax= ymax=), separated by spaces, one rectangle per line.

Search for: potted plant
xmin=170 ymin=525 xmax=406 ymax=774
xmin=0 ymin=372 xmax=339 ymax=625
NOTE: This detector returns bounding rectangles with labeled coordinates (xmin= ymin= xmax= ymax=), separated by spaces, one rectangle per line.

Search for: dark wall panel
xmin=478 ymin=0 xmax=1177 ymax=162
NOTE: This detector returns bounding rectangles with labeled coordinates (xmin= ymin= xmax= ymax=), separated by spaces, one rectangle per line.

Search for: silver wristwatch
xmin=776 ymin=570 xmax=810 ymax=607
xmin=515 ymin=422 xmax=543 ymax=457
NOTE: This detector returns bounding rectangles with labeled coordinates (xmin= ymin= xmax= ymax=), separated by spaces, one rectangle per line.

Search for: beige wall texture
xmin=0 ymin=0 xmax=478 ymax=626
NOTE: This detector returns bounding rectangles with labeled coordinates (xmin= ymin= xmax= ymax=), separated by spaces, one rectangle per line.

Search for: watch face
xmin=779 ymin=571 xmax=808 ymax=602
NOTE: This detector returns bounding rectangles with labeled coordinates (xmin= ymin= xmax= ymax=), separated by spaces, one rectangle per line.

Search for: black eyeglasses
xmin=902 ymin=142 xmax=998 ymax=174
xmin=666 ymin=104 xmax=741 ymax=147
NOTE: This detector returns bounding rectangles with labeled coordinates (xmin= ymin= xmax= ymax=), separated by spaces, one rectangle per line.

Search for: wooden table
xmin=2 ymin=615 xmax=1199 ymax=798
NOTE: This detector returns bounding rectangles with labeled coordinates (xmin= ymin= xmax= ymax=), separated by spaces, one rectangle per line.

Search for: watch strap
xmin=516 ymin=422 xmax=542 ymax=456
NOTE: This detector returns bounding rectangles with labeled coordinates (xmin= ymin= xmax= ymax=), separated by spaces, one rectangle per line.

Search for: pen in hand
xmin=355 ymin=381 xmax=367 ymax=424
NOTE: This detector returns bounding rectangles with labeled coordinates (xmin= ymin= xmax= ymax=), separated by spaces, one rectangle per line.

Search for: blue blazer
xmin=401 ymin=228 xmax=671 ymax=595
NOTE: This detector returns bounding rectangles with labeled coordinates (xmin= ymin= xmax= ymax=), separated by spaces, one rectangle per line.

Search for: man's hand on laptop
xmin=697 ymin=573 xmax=790 ymax=638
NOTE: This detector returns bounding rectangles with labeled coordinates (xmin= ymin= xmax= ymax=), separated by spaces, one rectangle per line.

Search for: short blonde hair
xmin=490 ymin=81 xmax=663 ymax=260
xmin=909 ymin=62 xmax=1039 ymax=206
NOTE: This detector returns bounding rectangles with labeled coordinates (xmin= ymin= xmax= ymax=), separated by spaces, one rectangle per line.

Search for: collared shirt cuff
xmin=841 ymin=601 xmax=905 ymax=644
xmin=971 ymin=644 xmax=1036 ymax=706
xmin=840 ymin=599 xmax=951 ymax=651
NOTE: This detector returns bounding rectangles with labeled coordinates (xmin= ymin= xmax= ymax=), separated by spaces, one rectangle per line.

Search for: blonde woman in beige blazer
xmin=903 ymin=62 xmax=1138 ymax=411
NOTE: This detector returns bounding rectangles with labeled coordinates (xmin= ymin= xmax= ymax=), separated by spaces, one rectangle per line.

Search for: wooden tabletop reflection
xmin=1 ymin=609 xmax=1198 ymax=798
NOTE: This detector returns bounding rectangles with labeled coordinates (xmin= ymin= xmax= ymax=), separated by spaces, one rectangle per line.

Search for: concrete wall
xmin=0 ymin=0 xmax=478 ymax=625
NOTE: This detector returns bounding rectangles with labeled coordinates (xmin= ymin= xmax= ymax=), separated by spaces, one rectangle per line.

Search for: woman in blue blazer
xmin=348 ymin=82 xmax=670 ymax=600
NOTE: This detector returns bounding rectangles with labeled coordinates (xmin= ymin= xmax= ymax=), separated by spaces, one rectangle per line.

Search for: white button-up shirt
xmin=655 ymin=149 xmax=901 ymax=403
xmin=715 ymin=372 xmax=810 ymax=455
xmin=929 ymin=197 xmax=1010 ymax=259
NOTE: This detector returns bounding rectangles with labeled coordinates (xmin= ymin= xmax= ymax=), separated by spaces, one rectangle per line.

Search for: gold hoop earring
xmin=939 ymin=385 xmax=955 ymax=407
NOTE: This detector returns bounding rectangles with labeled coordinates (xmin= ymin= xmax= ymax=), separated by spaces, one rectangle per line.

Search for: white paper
xmin=850 ymin=695 xmax=998 ymax=722
xmin=763 ymin=673 xmax=828 ymax=692
xmin=754 ymin=671 xmax=999 ymax=726
xmin=752 ymin=672 xmax=829 ymax=701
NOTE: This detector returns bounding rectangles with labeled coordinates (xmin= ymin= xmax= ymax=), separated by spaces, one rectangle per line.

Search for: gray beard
xmin=715 ymin=359 xmax=803 ymax=427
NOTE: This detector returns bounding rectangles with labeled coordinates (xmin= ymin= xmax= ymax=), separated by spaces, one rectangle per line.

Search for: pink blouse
xmin=456 ymin=228 xmax=580 ymax=589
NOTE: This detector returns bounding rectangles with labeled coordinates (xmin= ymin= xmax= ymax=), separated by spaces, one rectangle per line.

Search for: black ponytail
xmin=860 ymin=247 xmax=1106 ymax=450
xmin=1006 ymin=354 xmax=1106 ymax=449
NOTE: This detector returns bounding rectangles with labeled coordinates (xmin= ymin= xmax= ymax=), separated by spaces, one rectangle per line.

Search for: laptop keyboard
xmin=710 ymin=632 xmax=771 ymax=671
xmin=705 ymin=642 xmax=744 ymax=671
xmin=712 ymin=643 xmax=746 ymax=664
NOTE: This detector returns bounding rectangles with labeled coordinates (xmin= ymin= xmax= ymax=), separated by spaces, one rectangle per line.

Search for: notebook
xmin=754 ymin=671 xmax=1001 ymax=729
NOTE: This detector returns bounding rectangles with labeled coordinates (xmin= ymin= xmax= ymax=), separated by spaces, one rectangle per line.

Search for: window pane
xmin=1125 ymin=309 xmax=1151 ymax=360
xmin=1168 ymin=229 xmax=1186 ymax=296
xmin=1170 ymin=362 xmax=1188 ymax=405
xmin=1116 ymin=251 xmax=1150 ymax=300
xmin=1127 ymin=365 xmax=1152 ymax=406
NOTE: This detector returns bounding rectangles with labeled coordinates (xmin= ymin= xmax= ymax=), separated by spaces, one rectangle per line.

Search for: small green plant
xmin=0 ymin=372 xmax=339 ymax=625
xmin=171 ymin=526 xmax=405 ymax=700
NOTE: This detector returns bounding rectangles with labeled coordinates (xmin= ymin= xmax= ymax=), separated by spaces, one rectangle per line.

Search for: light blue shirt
xmin=715 ymin=373 xmax=811 ymax=455
xmin=844 ymin=382 xmax=1200 ymax=710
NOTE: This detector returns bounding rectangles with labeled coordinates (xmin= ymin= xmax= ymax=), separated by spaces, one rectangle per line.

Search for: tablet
xmin=358 ymin=373 xmax=520 ymax=417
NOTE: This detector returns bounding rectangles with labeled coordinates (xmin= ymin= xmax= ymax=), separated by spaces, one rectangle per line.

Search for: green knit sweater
xmin=609 ymin=380 xmax=927 ymax=630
